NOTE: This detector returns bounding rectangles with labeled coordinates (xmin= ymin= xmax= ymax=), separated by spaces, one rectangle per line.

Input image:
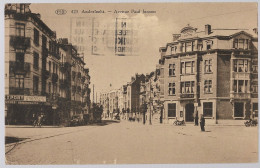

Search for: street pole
xmin=149 ymin=78 xmax=152 ymax=125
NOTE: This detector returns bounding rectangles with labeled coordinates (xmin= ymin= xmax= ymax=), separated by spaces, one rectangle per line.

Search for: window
xmin=234 ymin=39 xmax=238 ymax=48
xmin=206 ymin=40 xmax=213 ymax=50
xmin=234 ymin=80 xmax=249 ymax=93
xmin=33 ymin=52 xmax=39 ymax=69
xmin=15 ymin=75 xmax=24 ymax=89
xmin=252 ymin=85 xmax=258 ymax=93
xmin=203 ymin=102 xmax=213 ymax=117
xmin=16 ymin=4 xmax=25 ymax=13
xmin=233 ymin=59 xmax=248 ymax=72
xmin=53 ymin=63 xmax=56 ymax=74
xmin=49 ymin=61 xmax=51 ymax=72
xmin=186 ymin=42 xmax=192 ymax=52
xmin=168 ymin=83 xmax=175 ymax=95
xmin=181 ymin=81 xmax=195 ymax=93
xmin=181 ymin=61 xmax=195 ymax=74
xmin=181 ymin=43 xmax=185 ymax=52
xmin=238 ymin=39 xmax=244 ymax=49
xmin=204 ymin=59 xmax=212 ymax=73
xmin=42 ymin=35 xmax=47 ymax=49
xmin=197 ymin=40 xmax=203 ymax=51
xmin=48 ymin=82 xmax=51 ymax=93
xmin=204 ymin=80 xmax=212 ymax=93
xmin=34 ymin=28 xmax=39 ymax=46
xmin=253 ymin=103 xmax=258 ymax=117
xmin=15 ymin=23 xmax=25 ymax=37
xmin=169 ymin=64 xmax=175 ymax=76
xmin=252 ymin=65 xmax=258 ymax=73
xmin=33 ymin=76 xmax=39 ymax=93
xmin=234 ymin=39 xmax=249 ymax=49
xmin=168 ymin=103 xmax=176 ymax=117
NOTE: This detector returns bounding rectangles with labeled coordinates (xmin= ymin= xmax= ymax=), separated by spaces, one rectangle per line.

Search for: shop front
xmin=5 ymin=95 xmax=53 ymax=125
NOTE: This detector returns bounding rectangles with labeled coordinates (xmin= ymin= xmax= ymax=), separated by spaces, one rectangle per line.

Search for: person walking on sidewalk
xmin=194 ymin=111 xmax=199 ymax=126
xmin=200 ymin=114 xmax=205 ymax=131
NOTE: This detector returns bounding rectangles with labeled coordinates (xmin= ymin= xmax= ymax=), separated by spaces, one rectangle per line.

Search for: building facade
xmin=5 ymin=4 xmax=91 ymax=125
xmin=158 ymin=24 xmax=258 ymax=124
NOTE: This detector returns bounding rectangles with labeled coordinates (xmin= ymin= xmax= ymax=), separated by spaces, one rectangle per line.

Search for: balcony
xmin=51 ymin=73 xmax=58 ymax=83
xmin=59 ymin=79 xmax=69 ymax=88
xmin=230 ymin=92 xmax=251 ymax=99
xmin=9 ymin=61 xmax=30 ymax=75
xmin=49 ymin=51 xmax=61 ymax=60
xmin=9 ymin=87 xmax=30 ymax=95
xmin=43 ymin=70 xmax=50 ymax=79
xmin=10 ymin=36 xmax=30 ymax=50
xmin=180 ymin=93 xmax=194 ymax=99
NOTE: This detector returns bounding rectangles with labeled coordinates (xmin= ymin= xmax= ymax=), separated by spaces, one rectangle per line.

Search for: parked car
xmin=70 ymin=115 xmax=83 ymax=126
xmin=114 ymin=114 xmax=120 ymax=120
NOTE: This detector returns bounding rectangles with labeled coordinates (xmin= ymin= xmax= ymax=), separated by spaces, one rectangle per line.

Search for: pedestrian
xmin=200 ymin=114 xmax=205 ymax=131
xmin=194 ymin=111 xmax=199 ymax=126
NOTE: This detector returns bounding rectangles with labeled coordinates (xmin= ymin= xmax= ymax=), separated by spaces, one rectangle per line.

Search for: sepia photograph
xmin=1 ymin=0 xmax=259 ymax=167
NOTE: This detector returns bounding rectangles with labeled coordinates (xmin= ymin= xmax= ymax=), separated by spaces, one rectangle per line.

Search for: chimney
xmin=172 ymin=34 xmax=181 ymax=41
xmin=205 ymin=24 xmax=211 ymax=35
xmin=253 ymin=28 xmax=258 ymax=35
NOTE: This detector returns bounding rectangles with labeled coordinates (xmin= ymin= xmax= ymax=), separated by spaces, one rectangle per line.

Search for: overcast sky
xmin=30 ymin=2 xmax=258 ymax=101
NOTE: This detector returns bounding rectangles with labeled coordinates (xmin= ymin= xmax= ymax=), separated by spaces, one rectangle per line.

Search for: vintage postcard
xmin=2 ymin=0 xmax=259 ymax=167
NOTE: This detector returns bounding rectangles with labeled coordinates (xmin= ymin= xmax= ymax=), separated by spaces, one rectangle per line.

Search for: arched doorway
xmin=185 ymin=103 xmax=194 ymax=122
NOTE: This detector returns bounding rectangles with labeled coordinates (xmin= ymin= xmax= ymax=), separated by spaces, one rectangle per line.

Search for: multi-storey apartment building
xmin=126 ymin=74 xmax=145 ymax=117
xmin=5 ymin=4 xmax=91 ymax=125
xmin=158 ymin=24 xmax=258 ymax=124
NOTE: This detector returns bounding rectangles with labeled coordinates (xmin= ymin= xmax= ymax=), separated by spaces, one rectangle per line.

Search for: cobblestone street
xmin=5 ymin=120 xmax=258 ymax=165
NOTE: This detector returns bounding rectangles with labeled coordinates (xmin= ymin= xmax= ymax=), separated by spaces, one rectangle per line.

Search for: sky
xmin=29 ymin=2 xmax=258 ymax=102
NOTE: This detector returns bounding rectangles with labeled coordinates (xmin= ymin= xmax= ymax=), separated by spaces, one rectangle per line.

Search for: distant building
xmin=158 ymin=24 xmax=258 ymax=124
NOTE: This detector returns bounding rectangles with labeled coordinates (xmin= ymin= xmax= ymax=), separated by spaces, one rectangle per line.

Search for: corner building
xmin=159 ymin=24 xmax=258 ymax=124
xmin=5 ymin=4 xmax=91 ymax=125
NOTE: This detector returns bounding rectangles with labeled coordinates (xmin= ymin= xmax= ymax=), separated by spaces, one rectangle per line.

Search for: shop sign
xmin=5 ymin=95 xmax=46 ymax=104
xmin=24 ymin=96 xmax=46 ymax=102
xmin=5 ymin=95 xmax=46 ymax=102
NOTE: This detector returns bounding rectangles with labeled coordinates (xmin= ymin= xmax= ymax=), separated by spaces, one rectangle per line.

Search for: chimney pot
xmin=205 ymin=24 xmax=211 ymax=35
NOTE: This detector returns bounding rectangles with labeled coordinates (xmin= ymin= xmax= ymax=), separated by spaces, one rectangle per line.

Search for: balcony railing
xmin=230 ymin=92 xmax=251 ymax=99
xmin=180 ymin=93 xmax=194 ymax=98
xmin=9 ymin=61 xmax=30 ymax=75
xmin=49 ymin=51 xmax=61 ymax=60
xmin=10 ymin=36 xmax=30 ymax=50
xmin=9 ymin=87 xmax=30 ymax=95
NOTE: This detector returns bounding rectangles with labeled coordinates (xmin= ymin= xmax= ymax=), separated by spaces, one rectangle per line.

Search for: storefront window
xmin=203 ymin=102 xmax=213 ymax=117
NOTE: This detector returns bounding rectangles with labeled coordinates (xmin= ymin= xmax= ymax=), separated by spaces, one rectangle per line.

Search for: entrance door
xmin=234 ymin=102 xmax=244 ymax=117
xmin=185 ymin=103 xmax=194 ymax=122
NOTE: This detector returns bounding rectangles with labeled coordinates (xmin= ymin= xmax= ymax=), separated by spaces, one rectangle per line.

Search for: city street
xmin=5 ymin=120 xmax=258 ymax=165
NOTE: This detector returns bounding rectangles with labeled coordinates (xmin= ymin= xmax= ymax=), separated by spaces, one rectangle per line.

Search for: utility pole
xmin=96 ymin=92 xmax=97 ymax=104
xmin=93 ymin=84 xmax=95 ymax=104
xmin=149 ymin=78 xmax=152 ymax=125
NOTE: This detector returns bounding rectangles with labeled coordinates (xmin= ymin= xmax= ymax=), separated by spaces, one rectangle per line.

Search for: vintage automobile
xmin=70 ymin=115 xmax=83 ymax=126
